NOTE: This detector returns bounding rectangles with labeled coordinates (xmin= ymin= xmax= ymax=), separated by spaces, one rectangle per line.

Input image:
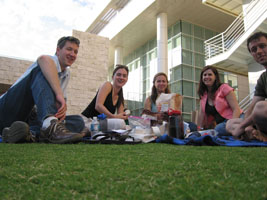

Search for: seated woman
xmin=82 ymin=64 xmax=129 ymax=120
xmin=143 ymin=72 xmax=182 ymax=120
xmin=197 ymin=65 xmax=242 ymax=136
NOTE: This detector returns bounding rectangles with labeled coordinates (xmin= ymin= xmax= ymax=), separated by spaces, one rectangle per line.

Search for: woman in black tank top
xmin=82 ymin=65 xmax=129 ymax=120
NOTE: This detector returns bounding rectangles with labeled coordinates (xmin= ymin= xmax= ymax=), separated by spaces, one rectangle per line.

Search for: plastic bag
xmin=156 ymin=93 xmax=182 ymax=112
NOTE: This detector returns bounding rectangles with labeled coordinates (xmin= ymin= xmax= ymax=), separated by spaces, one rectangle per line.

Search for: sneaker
xmin=2 ymin=121 xmax=35 ymax=143
xmin=39 ymin=119 xmax=83 ymax=144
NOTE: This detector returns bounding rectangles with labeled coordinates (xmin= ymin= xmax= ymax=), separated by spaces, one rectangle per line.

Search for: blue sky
xmin=0 ymin=0 xmax=109 ymax=61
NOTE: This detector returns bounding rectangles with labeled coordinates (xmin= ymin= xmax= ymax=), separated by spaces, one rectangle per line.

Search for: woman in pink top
xmin=197 ymin=66 xmax=242 ymax=136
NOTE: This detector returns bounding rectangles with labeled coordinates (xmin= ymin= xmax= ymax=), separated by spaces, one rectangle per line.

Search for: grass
xmin=0 ymin=143 xmax=266 ymax=200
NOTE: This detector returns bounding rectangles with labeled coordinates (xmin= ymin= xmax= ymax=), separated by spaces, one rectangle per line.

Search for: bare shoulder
xmin=99 ymin=81 xmax=113 ymax=93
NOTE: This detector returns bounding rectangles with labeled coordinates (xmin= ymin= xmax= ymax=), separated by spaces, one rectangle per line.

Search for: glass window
xmin=170 ymin=81 xmax=182 ymax=94
xmin=173 ymin=22 xmax=181 ymax=36
xmin=172 ymin=48 xmax=182 ymax=67
xmin=181 ymin=21 xmax=192 ymax=35
xmin=173 ymin=36 xmax=181 ymax=49
xmin=182 ymin=50 xmax=193 ymax=66
xmin=149 ymin=39 xmax=156 ymax=50
xmin=195 ymin=68 xmax=201 ymax=82
xmin=194 ymin=53 xmax=205 ymax=67
xmin=183 ymin=113 xmax=191 ymax=122
xmin=195 ymin=83 xmax=199 ymax=98
xmin=182 ymin=35 xmax=192 ymax=50
xmin=168 ymin=41 xmax=172 ymax=50
xmin=141 ymin=55 xmax=147 ymax=67
xmin=194 ymin=38 xmax=204 ymax=53
xmin=183 ymin=97 xmax=194 ymax=112
xmin=168 ymin=27 xmax=173 ymax=39
xmin=183 ymin=81 xmax=194 ymax=97
xmin=171 ymin=66 xmax=182 ymax=81
xmin=148 ymin=51 xmax=156 ymax=61
xmin=182 ymin=65 xmax=193 ymax=80
xmin=228 ymin=74 xmax=238 ymax=89
xmin=219 ymin=73 xmax=225 ymax=83
xmin=194 ymin=25 xmax=204 ymax=39
xmin=205 ymin=29 xmax=215 ymax=40
xmin=135 ymin=59 xmax=140 ymax=70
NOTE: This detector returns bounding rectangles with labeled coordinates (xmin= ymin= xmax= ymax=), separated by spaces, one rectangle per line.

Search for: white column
xmin=114 ymin=46 xmax=123 ymax=66
xmin=157 ymin=12 xmax=168 ymax=74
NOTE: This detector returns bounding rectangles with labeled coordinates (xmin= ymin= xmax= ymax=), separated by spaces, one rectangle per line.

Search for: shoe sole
xmin=2 ymin=121 xmax=30 ymax=143
xmin=39 ymin=133 xmax=83 ymax=144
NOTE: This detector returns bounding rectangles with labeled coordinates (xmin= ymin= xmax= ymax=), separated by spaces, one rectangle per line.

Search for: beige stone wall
xmin=0 ymin=30 xmax=110 ymax=115
xmin=67 ymin=30 xmax=110 ymax=114
xmin=0 ymin=56 xmax=33 ymax=85
xmin=237 ymin=74 xmax=250 ymax=102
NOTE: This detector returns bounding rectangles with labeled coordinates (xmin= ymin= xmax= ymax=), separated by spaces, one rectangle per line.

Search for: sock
xmin=42 ymin=116 xmax=58 ymax=130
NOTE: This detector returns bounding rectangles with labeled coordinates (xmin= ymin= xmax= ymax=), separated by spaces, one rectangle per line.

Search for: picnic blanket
xmin=155 ymin=134 xmax=267 ymax=147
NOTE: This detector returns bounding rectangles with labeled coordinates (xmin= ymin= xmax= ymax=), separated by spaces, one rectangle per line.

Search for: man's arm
xmin=37 ymin=55 xmax=66 ymax=120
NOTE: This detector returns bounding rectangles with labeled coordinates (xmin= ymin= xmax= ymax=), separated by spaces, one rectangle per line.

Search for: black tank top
xmin=81 ymin=89 xmax=118 ymax=118
xmin=205 ymin=100 xmax=225 ymax=124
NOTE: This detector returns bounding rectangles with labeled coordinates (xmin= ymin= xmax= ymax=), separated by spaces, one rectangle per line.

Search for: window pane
xmin=183 ymin=81 xmax=194 ymax=97
xmin=195 ymin=68 xmax=201 ymax=82
xmin=170 ymin=81 xmax=182 ymax=94
xmin=182 ymin=35 xmax=192 ymax=50
xmin=182 ymin=50 xmax=193 ymax=65
xmin=181 ymin=21 xmax=192 ymax=35
xmin=205 ymin=29 xmax=215 ymax=40
xmin=171 ymin=66 xmax=182 ymax=81
xmin=183 ymin=97 xmax=194 ymax=112
xmin=194 ymin=25 xmax=204 ymax=39
xmin=168 ymin=27 xmax=173 ymax=39
xmin=194 ymin=38 xmax=204 ymax=53
xmin=194 ymin=53 xmax=205 ymax=67
xmin=173 ymin=36 xmax=181 ymax=48
xmin=182 ymin=65 xmax=193 ymax=80
xmin=173 ymin=22 xmax=181 ymax=36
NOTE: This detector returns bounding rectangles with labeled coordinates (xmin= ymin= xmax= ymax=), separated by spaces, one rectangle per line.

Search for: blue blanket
xmin=155 ymin=134 xmax=267 ymax=147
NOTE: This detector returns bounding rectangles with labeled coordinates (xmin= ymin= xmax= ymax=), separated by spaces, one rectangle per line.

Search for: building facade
xmin=86 ymin=0 xmax=266 ymax=121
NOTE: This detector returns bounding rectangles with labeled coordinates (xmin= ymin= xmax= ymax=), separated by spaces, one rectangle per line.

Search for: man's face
xmin=56 ymin=41 xmax=79 ymax=70
xmin=248 ymin=36 xmax=267 ymax=68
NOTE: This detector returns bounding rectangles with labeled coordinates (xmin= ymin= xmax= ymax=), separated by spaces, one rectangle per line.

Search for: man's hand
xmin=55 ymin=94 xmax=67 ymax=121
xmin=231 ymin=123 xmax=245 ymax=137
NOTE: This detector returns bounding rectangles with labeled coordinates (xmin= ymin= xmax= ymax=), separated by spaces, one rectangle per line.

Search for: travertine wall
xmin=237 ymin=74 xmax=250 ymax=102
xmin=0 ymin=57 xmax=33 ymax=85
xmin=0 ymin=30 xmax=110 ymax=115
xmin=68 ymin=30 xmax=109 ymax=114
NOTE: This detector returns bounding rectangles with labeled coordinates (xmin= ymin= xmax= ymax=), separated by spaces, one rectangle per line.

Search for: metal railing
xmin=238 ymin=90 xmax=254 ymax=113
xmin=205 ymin=0 xmax=267 ymax=60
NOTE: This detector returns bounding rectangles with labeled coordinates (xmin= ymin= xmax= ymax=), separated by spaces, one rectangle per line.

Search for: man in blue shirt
xmin=0 ymin=36 xmax=85 ymax=143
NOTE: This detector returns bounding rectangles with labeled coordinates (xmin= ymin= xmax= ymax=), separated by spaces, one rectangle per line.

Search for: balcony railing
xmin=205 ymin=0 xmax=267 ymax=60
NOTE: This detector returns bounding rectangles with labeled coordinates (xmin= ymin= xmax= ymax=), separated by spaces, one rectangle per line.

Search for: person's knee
xmin=252 ymin=101 xmax=267 ymax=120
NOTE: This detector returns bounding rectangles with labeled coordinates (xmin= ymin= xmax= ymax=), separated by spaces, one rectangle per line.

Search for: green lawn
xmin=0 ymin=143 xmax=266 ymax=200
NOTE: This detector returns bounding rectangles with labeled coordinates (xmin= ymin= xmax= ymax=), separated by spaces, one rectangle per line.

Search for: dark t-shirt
xmin=255 ymin=71 xmax=267 ymax=98
xmin=82 ymin=89 xmax=118 ymax=118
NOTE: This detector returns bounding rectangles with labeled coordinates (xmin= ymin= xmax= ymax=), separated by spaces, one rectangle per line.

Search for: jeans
xmin=0 ymin=66 xmax=84 ymax=135
xmin=215 ymin=113 xmax=245 ymax=136
xmin=215 ymin=120 xmax=229 ymax=136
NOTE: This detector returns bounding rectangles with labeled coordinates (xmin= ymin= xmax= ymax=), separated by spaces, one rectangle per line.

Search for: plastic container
xmin=168 ymin=109 xmax=184 ymax=139
xmin=90 ymin=116 xmax=99 ymax=134
xmin=98 ymin=113 xmax=108 ymax=132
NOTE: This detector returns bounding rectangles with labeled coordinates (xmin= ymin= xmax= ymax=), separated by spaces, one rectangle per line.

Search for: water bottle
xmin=98 ymin=113 xmax=108 ymax=133
xmin=168 ymin=109 xmax=184 ymax=139
xmin=91 ymin=116 xmax=99 ymax=135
